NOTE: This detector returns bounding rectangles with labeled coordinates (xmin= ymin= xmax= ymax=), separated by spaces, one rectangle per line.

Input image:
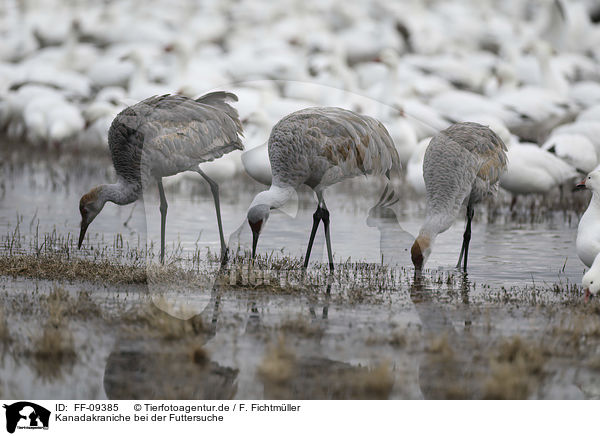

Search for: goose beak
xmin=584 ymin=288 xmax=591 ymax=303
xmin=78 ymin=223 xmax=88 ymax=249
xmin=575 ymin=179 xmax=587 ymax=191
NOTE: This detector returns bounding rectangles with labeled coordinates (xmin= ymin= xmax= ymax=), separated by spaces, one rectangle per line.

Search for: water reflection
xmin=309 ymin=282 xmax=331 ymax=321
xmin=260 ymin=355 xmax=393 ymax=400
xmin=258 ymin=279 xmax=392 ymax=400
xmin=410 ymin=273 xmax=477 ymax=399
xmin=103 ymin=283 xmax=239 ymax=400
xmin=366 ymin=185 xmax=414 ymax=266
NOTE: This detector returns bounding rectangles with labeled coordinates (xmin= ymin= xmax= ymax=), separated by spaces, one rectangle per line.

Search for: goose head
xmin=582 ymin=256 xmax=600 ymax=302
xmin=576 ymin=169 xmax=600 ymax=192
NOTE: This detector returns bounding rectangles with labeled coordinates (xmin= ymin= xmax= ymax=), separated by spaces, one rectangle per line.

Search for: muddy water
xmin=1 ymin=142 xmax=598 ymax=400
xmin=1 ymin=274 xmax=598 ymax=400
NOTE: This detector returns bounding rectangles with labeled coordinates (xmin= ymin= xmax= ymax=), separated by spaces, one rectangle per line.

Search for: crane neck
xmin=419 ymin=213 xmax=453 ymax=240
xmin=250 ymin=184 xmax=296 ymax=211
xmin=99 ymin=178 xmax=141 ymax=206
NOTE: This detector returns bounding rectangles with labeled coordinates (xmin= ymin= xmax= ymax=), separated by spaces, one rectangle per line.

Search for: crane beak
xmin=584 ymin=288 xmax=592 ymax=303
xmin=252 ymin=230 xmax=259 ymax=259
xmin=78 ymin=222 xmax=88 ymax=249
xmin=249 ymin=219 xmax=263 ymax=259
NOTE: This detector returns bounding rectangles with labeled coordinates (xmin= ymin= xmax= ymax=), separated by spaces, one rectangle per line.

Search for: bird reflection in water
xmin=103 ymin=281 xmax=239 ymax=400
xmin=410 ymin=272 xmax=478 ymax=399
xmin=366 ymin=185 xmax=414 ymax=267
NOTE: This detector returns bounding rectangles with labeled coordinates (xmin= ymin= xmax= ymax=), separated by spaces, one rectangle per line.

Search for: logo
xmin=3 ymin=402 xmax=50 ymax=434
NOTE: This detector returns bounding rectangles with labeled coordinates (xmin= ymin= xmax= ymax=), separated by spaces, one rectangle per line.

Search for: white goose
xmin=577 ymin=104 xmax=600 ymax=122
xmin=582 ymin=253 xmax=600 ymax=302
xmin=500 ymin=141 xmax=578 ymax=196
xmin=0 ymin=84 xmax=63 ymax=138
xmin=240 ymin=109 xmax=274 ymax=185
xmin=569 ymin=81 xmax=600 ymax=109
xmin=86 ymin=54 xmax=136 ymax=89
xmin=554 ymin=121 xmax=600 ymax=158
xmin=430 ymin=90 xmax=524 ymax=128
xmin=541 ymin=133 xmax=598 ymax=174
xmin=23 ymin=93 xmax=85 ymax=146
xmin=241 ymin=145 xmax=271 ymax=186
xmin=576 ymin=170 xmax=600 ymax=268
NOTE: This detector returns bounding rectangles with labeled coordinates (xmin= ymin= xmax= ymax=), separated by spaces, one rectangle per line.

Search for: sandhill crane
xmin=78 ymin=92 xmax=243 ymax=264
xmin=246 ymin=107 xmax=400 ymax=270
xmin=411 ymin=122 xmax=508 ymax=272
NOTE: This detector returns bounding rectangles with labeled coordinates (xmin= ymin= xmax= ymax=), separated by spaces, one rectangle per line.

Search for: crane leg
xmin=157 ymin=179 xmax=168 ymax=264
xmin=457 ymin=244 xmax=465 ymax=270
xmin=321 ymin=206 xmax=334 ymax=271
xmin=318 ymin=193 xmax=334 ymax=271
xmin=304 ymin=207 xmax=322 ymax=269
xmin=462 ymin=205 xmax=474 ymax=271
xmin=456 ymin=205 xmax=474 ymax=271
xmin=196 ymin=169 xmax=228 ymax=265
xmin=304 ymin=192 xmax=335 ymax=270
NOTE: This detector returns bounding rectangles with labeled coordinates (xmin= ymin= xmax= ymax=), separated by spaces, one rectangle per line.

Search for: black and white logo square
xmin=3 ymin=402 xmax=50 ymax=433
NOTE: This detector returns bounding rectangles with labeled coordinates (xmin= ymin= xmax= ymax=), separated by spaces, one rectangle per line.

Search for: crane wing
xmin=291 ymin=107 xmax=400 ymax=178
xmin=109 ymin=94 xmax=243 ymax=179
xmin=442 ymin=122 xmax=508 ymax=185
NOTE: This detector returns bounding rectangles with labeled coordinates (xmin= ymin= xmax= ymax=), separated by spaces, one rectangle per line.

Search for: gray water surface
xmin=0 ymin=143 xmax=583 ymax=289
xmin=1 ymin=143 xmax=598 ymax=400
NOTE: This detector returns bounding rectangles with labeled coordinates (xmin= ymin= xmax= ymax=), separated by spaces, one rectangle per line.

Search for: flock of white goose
xmin=4 ymin=0 xmax=600 ymax=296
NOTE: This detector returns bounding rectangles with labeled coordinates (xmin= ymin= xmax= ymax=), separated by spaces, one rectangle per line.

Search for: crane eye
xmin=591 ymin=281 xmax=594 ymax=284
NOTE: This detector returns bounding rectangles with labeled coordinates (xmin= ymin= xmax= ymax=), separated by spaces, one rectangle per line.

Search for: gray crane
xmin=246 ymin=107 xmax=400 ymax=270
xmin=411 ymin=122 xmax=507 ymax=272
xmin=78 ymin=92 xmax=243 ymax=264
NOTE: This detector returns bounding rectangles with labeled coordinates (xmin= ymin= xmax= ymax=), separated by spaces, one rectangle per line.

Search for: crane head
xmin=411 ymin=234 xmax=431 ymax=271
xmin=78 ymin=187 xmax=105 ymax=249
xmin=247 ymin=204 xmax=270 ymax=258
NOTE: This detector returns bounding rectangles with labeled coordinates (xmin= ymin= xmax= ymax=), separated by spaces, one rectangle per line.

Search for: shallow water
xmin=1 ymin=274 xmax=598 ymax=400
xmin=0 ymin=143 xmax=583 ymax=288
xmin=1 ymin=142 xmax=598 ymax=400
